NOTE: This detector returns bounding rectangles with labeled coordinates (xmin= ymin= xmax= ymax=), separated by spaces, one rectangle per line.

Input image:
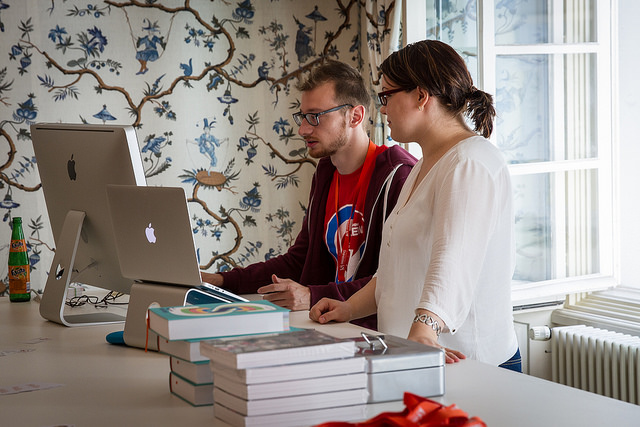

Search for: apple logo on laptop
xmin=145 ymin=223 xmax=157 ymax=243
xmin=67 ymin=154 xmax=77 ymax=180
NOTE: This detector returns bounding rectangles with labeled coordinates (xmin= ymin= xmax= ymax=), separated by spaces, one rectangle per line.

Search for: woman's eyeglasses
xmin=292 ymin=104 xmax=353 ymax=126
xmin=377 ymin=88 xmax=406 ymax=106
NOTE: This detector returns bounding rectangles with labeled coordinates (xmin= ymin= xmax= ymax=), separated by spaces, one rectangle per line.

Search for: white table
xmin=1 ymin=297 xmax=639 ymax=426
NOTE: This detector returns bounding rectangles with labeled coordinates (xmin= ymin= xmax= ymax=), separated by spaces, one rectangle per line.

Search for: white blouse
xmin=374 ymin=136 xmax=518 ymax=365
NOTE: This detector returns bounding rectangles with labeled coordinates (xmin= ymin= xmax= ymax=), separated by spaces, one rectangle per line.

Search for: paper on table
xmin=0 ymin=382 xmax=64 ymax=395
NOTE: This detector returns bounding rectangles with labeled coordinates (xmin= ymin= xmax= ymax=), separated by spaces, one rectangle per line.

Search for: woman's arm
xmin=408 ymin=308 xmax=466 ymax=364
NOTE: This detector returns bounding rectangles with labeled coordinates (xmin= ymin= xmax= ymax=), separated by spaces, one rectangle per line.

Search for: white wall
xmin=618 ymin=0 xmax=640 ymax=288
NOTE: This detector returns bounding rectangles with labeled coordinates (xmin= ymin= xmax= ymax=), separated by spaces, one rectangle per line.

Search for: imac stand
xmin=39 ymin=210 xmax=127 ymax=326
xmin=123 ymin=282 xmax=189 ymax=350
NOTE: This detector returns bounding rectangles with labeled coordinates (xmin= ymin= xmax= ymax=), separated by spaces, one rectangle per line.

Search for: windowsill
xmin=511 ymin=275 xmax=617 ymax=308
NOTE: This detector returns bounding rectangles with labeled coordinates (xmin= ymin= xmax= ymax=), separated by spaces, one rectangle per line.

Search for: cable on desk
xmin=65 ymin=291 xmax=127 ymax=308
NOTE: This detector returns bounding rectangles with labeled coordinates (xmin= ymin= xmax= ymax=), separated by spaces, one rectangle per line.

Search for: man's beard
xmin=308 ymin=120 xmax=349 ymax=159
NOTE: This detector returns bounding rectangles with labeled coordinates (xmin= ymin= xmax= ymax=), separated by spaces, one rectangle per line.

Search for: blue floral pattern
xmin=0 ymin=0 xmax=396 ymax=294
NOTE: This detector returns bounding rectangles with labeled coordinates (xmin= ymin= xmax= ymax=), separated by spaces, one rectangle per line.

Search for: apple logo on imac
xmin=67 ymin=154 xmax=76 ymax=180
xmin=145 ymin=223 xmax=157 ymax=244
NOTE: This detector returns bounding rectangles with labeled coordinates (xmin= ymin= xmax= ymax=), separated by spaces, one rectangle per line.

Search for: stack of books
xmin=199 ymin=329 xmax=369 ymax=426
xmin=147 ymin=300 xmax=290 ymax=407
xmin=168 ymin=356 xmax=214 ymax=406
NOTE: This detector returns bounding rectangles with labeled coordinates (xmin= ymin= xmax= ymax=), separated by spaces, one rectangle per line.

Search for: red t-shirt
xmin=324 ymin=143 xmax=387 ymax=283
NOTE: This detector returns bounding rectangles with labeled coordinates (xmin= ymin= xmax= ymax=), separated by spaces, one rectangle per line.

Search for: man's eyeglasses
xmin=377 ymin=88 xmax=406 ymax=106
xmin=292 ymin=104 xmax=353 ymax=126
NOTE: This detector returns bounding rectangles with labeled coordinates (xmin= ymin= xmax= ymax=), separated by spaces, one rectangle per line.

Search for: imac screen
xmin=31 ymin=123 xmax=146 ymax=325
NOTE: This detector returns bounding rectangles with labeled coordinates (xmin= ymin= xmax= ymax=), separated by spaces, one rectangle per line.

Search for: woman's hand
xmin=408 ymin=311 xmax=466 ymax=364
xmin=309 ymin=298 xmax=352 ymax=324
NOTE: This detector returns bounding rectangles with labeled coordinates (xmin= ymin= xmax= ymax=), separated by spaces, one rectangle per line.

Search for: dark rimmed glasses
xmin=292 ymin=104 xmax=353 ymax=126
xmin=377 ymin=87 xmax=407 ymax=106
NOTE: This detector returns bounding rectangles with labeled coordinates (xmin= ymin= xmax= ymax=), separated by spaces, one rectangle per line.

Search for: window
xmin=406 ymin=1 xmax=615 ymax=304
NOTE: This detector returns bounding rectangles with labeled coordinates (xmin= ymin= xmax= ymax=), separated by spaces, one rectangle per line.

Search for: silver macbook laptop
xmin=106 ymin=184 xmax=248 ymax=349
xmin=106 ymin=184 xmax=247 ymax=302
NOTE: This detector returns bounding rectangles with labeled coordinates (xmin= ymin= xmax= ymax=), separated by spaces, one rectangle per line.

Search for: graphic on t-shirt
xmin=325 ymin=205 xmax=365 ymax=283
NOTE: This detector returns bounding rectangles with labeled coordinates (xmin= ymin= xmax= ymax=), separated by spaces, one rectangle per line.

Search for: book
xmin=214 ymin=371 xmax=367 ymax=400
xmin=147 ymin=300 xmax=290 ymax=341
xmin=158 ymin=337 xmax=209 ymax=362
xmin=209 ymin=356 xmax=366 ymax=385
xmin=158 ymin=326 xmax=309 ymax=363
xmin=214 ymin=402 xmax=367 ymax=427
xmin=170 ymin=356 xmax=212 ymax=384
xmin=158 ymin=327 xmax=309 ymax=363
xmin=169 ymin=372 xmax=213 ymax=407
xmin=199 ymin=329 xmax=356 ymax=369
xmin=212 ymin=387 xmax=369 ymax=416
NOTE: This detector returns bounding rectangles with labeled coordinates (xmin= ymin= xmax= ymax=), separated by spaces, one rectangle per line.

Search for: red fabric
xmin=324 ymin=143 xmax=386 ymax=283
xmin=315 ymin=392 xmax=486 ymax=427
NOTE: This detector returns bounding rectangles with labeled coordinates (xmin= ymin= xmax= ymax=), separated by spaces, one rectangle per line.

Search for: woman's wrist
xmin=413 ymin=312 xmax=441 ymax=337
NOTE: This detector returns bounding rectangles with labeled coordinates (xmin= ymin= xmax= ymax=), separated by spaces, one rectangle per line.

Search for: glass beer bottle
xmin=8 ymin=217 xmax=31 ymax=302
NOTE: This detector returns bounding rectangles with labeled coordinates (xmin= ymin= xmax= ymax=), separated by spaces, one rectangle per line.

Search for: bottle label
xmin=10 ymin=239 xmax=26 ymax=252
xmin=9 ymin=265 xmax=30 ymax=294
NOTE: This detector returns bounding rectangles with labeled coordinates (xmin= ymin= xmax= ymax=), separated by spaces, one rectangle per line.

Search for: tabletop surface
xmin=1 ymin=296 xmax=639 ymax=427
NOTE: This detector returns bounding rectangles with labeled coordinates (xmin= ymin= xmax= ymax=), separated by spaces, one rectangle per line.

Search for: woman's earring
xmin=418 ymin=106 xmax=423 ymax=111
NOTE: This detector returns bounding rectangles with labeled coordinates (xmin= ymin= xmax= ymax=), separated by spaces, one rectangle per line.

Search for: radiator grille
xmin=551 ymin=325 xmax=640 ymax=404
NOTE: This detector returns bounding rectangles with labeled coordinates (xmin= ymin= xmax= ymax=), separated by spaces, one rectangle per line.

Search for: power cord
xmin=66 ymin=291 xmax=127 ymax=308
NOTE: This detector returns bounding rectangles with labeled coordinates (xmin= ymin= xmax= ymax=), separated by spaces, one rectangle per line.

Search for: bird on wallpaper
xmin=180 ymin=58 xmax=193 ymax=76
xmin=294 ymin=17 xmax=314 ymax=64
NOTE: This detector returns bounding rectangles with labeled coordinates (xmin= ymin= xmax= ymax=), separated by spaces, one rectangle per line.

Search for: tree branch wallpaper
xmin=0 ymin=0 xmax=399 ymax=294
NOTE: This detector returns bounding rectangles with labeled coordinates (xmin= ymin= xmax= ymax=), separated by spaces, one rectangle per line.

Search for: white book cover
xmin=170 ymin=356 xmax=212 ymax=385
xmin=158 ymin=337 xmax=209 ymax=362
xmin=212 ymin=386 xmax=369 ymax=416
xmin=214 ymin=372 xmax=366 ymax=400
xmin=200 ymin=329 xmax=356 ymax=369
xmin=214 ymin=402 xmax=367 ymax=427
xmin=169 ymin=372 xmax=213 ymax=407
xmin=210 ymin=357 xmax=365 ymax=385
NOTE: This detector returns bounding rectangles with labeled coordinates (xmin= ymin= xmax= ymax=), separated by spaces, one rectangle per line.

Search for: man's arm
xmin=200 ymin=271 xmax=223 ymax=286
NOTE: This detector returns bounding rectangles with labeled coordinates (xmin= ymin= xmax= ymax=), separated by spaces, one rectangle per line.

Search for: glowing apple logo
xmin=67 ymin=154 xmax=77 ymax=180
xmin=145 ymin=223 xmax=157 ymax=244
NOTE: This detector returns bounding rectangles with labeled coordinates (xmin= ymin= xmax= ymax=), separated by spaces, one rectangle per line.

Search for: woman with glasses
xmin=202 ymin=60 xmax=417 ymax=331
xmin=310 ymin=41 xmax=521 ymax=372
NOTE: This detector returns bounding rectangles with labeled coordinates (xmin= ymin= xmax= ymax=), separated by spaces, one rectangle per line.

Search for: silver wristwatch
xmin=413 ymin=313 xmax=441 ymax=337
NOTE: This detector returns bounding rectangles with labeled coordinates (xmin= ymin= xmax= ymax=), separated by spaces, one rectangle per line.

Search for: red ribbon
xmin=315 ymin=392 xmax=486 ymax=427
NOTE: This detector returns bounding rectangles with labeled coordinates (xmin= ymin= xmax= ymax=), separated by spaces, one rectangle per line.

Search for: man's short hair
xmin=297 ymin=60 xmax=371 ymax=114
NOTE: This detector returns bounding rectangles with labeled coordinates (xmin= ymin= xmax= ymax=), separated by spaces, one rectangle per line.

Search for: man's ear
xmin=349 ymin=104 xmax=366 ymax=128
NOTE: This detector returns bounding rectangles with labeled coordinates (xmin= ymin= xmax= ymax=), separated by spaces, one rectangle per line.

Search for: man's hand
xmin=309 ymin=297 xmax=351 ymax=324
xmin=200 ymin=272 xmax=223 ymax=286
xmin=257 ymin=275 xmax=311 ymax=311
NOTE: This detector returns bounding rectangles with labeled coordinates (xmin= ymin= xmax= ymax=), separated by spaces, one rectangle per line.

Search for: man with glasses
xmin=202 ymin=60 xmax=416 ymax=330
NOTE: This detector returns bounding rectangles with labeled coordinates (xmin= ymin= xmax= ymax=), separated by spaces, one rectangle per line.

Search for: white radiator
xmin=551 ymin=325 xmax=640 ymax=404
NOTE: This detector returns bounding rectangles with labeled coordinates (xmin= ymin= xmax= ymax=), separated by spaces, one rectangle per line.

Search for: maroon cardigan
xmin=220 ymin=145 xmax=417 ymax=329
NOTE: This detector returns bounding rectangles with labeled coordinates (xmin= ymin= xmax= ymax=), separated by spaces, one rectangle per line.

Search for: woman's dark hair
xmin=380 ymin=40 xmax=495 ymax=138
xmin=297 ymin=60 xmax=371 ymax=115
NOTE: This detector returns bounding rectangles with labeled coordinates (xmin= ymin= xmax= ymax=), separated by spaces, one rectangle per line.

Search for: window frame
xmin=405 ymin=0 xmax=618 ymax=306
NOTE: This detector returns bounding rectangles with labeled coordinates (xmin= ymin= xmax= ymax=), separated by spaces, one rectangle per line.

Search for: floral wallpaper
xmin=0 ymin=0 xmax=400 ymax=294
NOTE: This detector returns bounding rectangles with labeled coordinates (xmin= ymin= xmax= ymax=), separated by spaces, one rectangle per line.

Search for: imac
xmin=31 ymin=123 xmax=146 ymax=326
